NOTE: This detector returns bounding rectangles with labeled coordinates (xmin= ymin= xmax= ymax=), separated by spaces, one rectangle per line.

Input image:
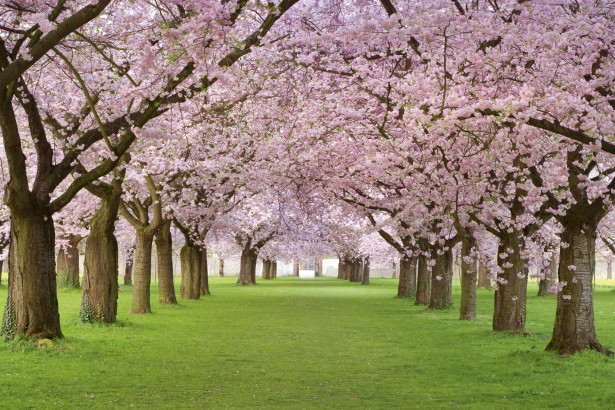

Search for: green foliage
xmin=0 ymin=278 xmax=614 ymax=408
xmin=79 ymin=296 xmax=104 ymax=324
xmin=0 ymin=289 xmax=16 ymax=339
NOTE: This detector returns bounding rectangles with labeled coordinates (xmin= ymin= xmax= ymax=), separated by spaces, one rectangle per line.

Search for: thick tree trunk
xmin=200 ymin=248 xmax=210 ymax=296
xmin=155 ymin=221 xmax=176 ymax=304
xmin=180 ymin=245 xmax=200 ymax=299
xmin=416 ymin=255 xmax=430 ymax=305
xmin=478 ymin=262 xmax=491 ymax=289
xmin=337 ymin=258 xmax=346 ymax=279
xmin=350 ymin=260 xmax=362 ymax=283
xmin=132 ymin=229 xmax=154 ymax=314
xmin=460 ymin=232 xmax=477 ymax=321
xmin=238 ymin=247 xmax=258 ymax=285
xmin=546 ymin=225 xmax=612 ymax=355
xmin=537 ymin=277 xmax=548 ymax=296
xmin=271 ymin=261 xmax=277 ymax=278
xmin=361 ymin=258 xmax=370 ymax=285
xmin=81 ymin=187 xmax=121 ymax=324
xmin=397 ymin=256 xmax=417 ymax=298
xmin=262 ymin=259 xmax=272 ymax=279
xmin=124 ymin=246 xmax=134 ymax=285
xmin=429 ymin=250 xmax=453 ymax=310
xmin=1 ymin=213 xmax=62 ymax=339
xmin=57 ymin=235 xmax=80 ymax=288
xmin=493 ymin=231 xmax=528 ymax=331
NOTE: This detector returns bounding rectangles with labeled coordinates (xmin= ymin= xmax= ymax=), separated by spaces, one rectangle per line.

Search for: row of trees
xmin=1 ymin=0 xmax=615 ymax=357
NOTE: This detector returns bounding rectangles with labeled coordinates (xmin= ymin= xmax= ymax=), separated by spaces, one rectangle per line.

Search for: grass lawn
xmin=1 ymin=276 xmax=615 ymax=409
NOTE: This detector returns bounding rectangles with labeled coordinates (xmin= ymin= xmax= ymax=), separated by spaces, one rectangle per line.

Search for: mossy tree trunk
xmin=493 ymin=230 xmax=528 ymax=331
xmin=81 ymin=178 xmax=123 ymax=323
xmin=155 ymin=220 xmax=176 ymax=304
xmin=57 ymin=234 xmax=81 ymax=288
xmin=459 ymin=228 xmax=477 ymax=320
xmin=1 ymin=213 xmax=62 ymax=339
xmin=546 ymin=221 xmax=612 ymax=355
xmin=416 ymin=255 xmax=430 ymax=305
xmin=397 ymin=256 xmax=417 ymax=298
xmin=180 ymin=244 xmax=201 ymax=300
xmin=429 ymin=249 xmax=453 ymax=310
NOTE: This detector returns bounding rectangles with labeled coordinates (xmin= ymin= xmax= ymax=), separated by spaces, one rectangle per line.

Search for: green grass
xmin=1 ymin=277 xmax=615 ymax=409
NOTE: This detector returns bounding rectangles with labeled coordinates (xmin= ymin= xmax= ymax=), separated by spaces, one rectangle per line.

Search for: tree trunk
xmin=397 ymin=256 xmax=417 ymax=298
xmin=416 ymin=255 xmax=430 ymax=305
xmin=200 ymin=248 xmax=210 ymax=296
xmin=478 ymin=262 xmax=490 ymax=289
xmin=132 ymin=229 xmax=154 ymax=314
xmin=608 ymin=261 xmax=612 ymax=280
xmin=219 ymin=258 xmax=224 ymax=277
xmin=293 ymin=259 xmax=300 ymax=277
xmin=262 ymin=259 xmax=271 ymax=279
xmin=460 ymin=232 xmax=477 ymax=320
xmin=155 ymin=221 xmax=176 ymax=304
xmin=392 ymin=261 xmax=398 ymax=279
xmin=271 ymin=261 xmax=277 ymax=278
xmin=361 ymin=258 xmax=370 ymax=285
xmin=546 ymin=224 xmax=612 ymax=355
xmin=238 ymin=247 xmax=258 ymax=285
xmin=1 ymin=213 xmax=62 ymax=339
xmin=429 ymin=249 xmax=453 ymax=309
xmin=337 ymin=258 xmax=346 ymax=279
xmin=180 ymin=245 xmax=200 ymax=299
xmin=81 ymin=185 xmax=122 ymax=324
xmin=350 ymin=260 xmax=362 ymax=283
xmin=493 ymin=231 xmax=528 ymax=331
xmin=57 ymin=235 xmax=80 ymax=288
xmin=537 ymin=277 xmax=548 ymax=297
xmin=124 ymin=246 xmax=134 ymax=285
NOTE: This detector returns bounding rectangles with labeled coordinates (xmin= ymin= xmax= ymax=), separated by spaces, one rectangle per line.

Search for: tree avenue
xmin=0 ymin=0 xmax=614 ymax=358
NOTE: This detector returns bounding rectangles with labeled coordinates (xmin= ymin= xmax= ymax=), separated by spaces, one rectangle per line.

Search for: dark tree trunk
xmin=200 ymin=248 xmax=210 ymax=296
xmin=57 ymin=235 xmax=80 ymax=288
xmin=1 ymin=213 xmax=62 ymax=339
xmin=361 ymin=258 xmax=370 ymax=285
xmin=537 ymin=277 xmax=548 ymax=297
xmin=238 ymin=247 xmax=258 ymax=285
xmin=478 ymin=262 xmax=491 ymax=289
xmin=350 ymin=260 xmax=362 ymax=283
xmin=546 ymin=223 xmax=612 ymax=355
xmin=155 ymin=221 xmax=176 ymax=304
xmin=124 ymin=246 xmax=134 ymax=285
xmin=493 ymin=231 xmax=528 ymax=331
xmin=81 ymin=184 xmax=121 ymax=324
xmin=271 ymin=261 xmax=277 ymax=278
xmin=180 ymin=245 xmax=200 ymax=299
xmin=459 ymin=231 xmax=477 ymax=320
xmin=397 ymin=256 xmax=417 ymax=298
xmin=337 ymin=257 xmax=346 ymax=279
xmin=293 ymin=259 xmax=300 ymax=277
xmin=262 ymin=259 xmax=271 ymax=279
xmin=416 ymin=255 xmax=430 ymax=305
xmin=219 ymin=258 xmax=224 ymax=277
xmin=429 ymin=249 xmax=453 ymax=310
xmin=132 ymin=229 xmax=154 ymax=314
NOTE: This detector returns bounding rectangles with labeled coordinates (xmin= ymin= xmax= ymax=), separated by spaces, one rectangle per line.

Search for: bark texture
xmin=429 ymin=250 xmax=453 ymax=309
xmin=271 ymin=261 xmax=277 ymax=278
xmin=262 ymin=259 xmax=272 ymax=279
xmin=57 ymin=234 xmax=81 ymax=288
xmin=156 ymin=221 xmax=176 ymax=304
xmin=361 ymin=258 xmax=370 ymax=285
xmin=493 ymin=231 xmax=528 ymax=331
xmin=459 ymin=231 xmax=477 ymax=320
xmin=132 ymin=229 xmax=154 ymax=314
xmin=81 ymin=183 xmax=121 ymax=323
xmin=415 ymin=255 xmax=430 ymax=305
xmin=546 ymin=225 xmax=612 ymax=355
xmin=397 ymin=256 xmax=417 ymax=298
xmin=180 ymin=245 xmax=201 ymax=299
xmin=477 ymin=262 xmax=491 ymax=289
xmin=238 ymin=247 xmax=258 ymax=285
xmin=1 ymin=214 xmax=62 ymax=339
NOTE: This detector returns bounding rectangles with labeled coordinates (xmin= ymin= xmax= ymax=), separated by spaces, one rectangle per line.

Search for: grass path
xmin=1 ymin=277 xmax=615 ymax=408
